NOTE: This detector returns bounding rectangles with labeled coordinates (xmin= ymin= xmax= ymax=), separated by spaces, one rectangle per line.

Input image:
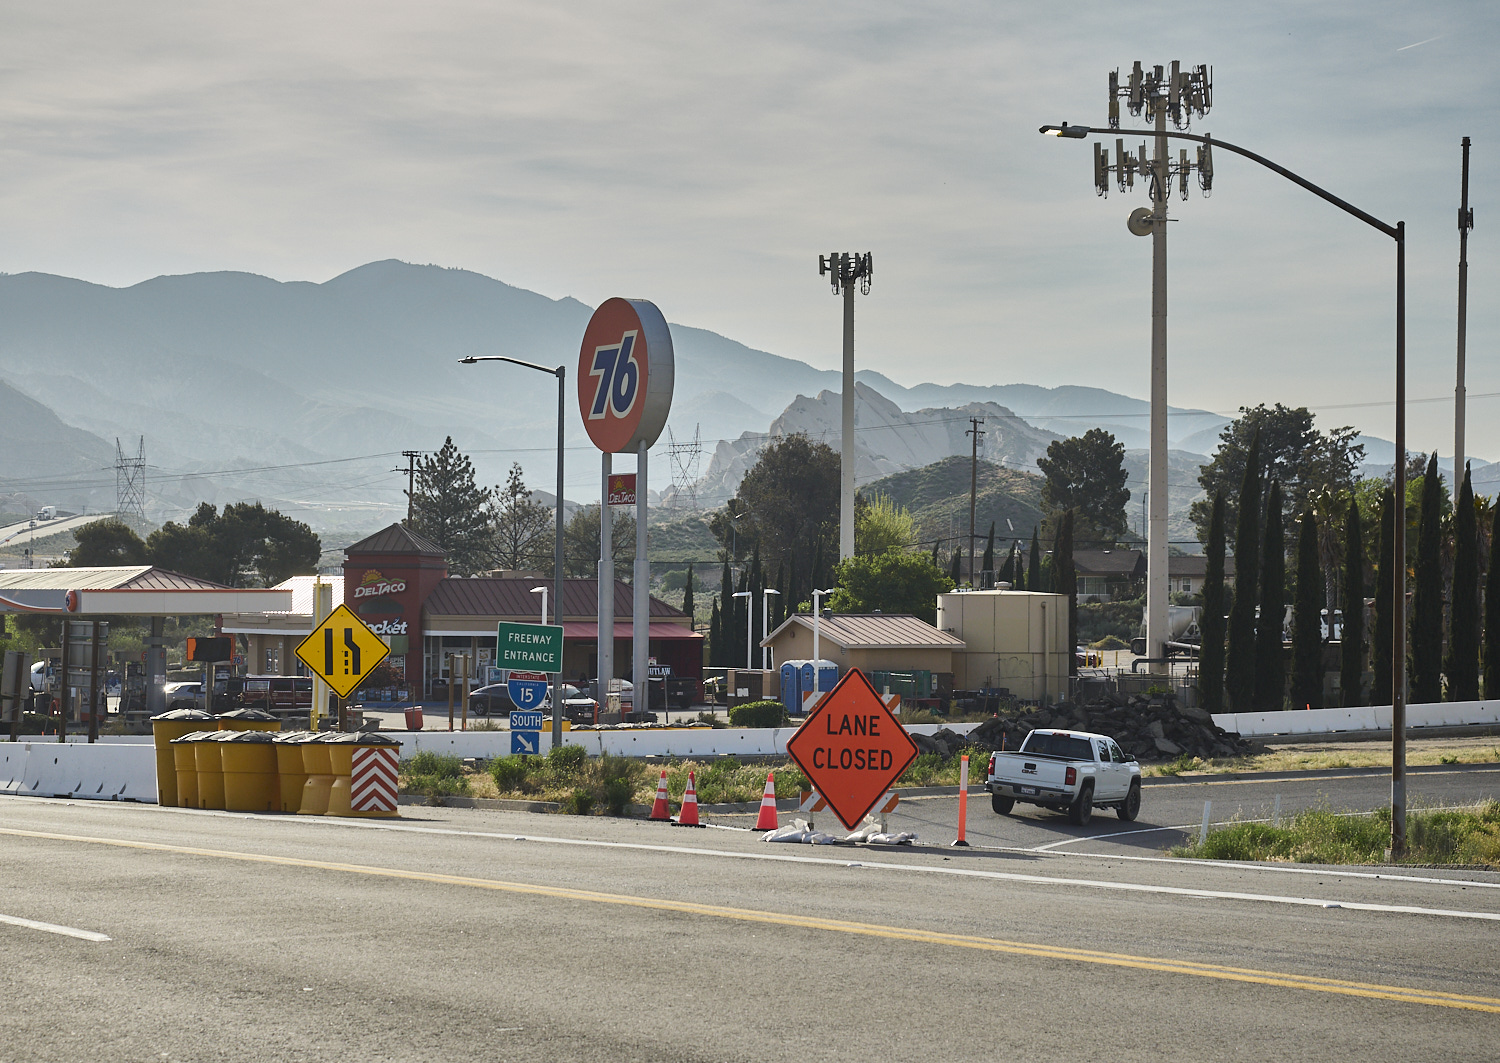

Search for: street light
xmin=761 ymin=588 xmax=780 ymax=669
xmin=733 ymin=590 xmax=753 ymax=669
xmin=530 ymin=586 xmax=548 ymax=625
xmin=810 ymin=587 xmax=836 ymax=664
xmin=1039 ymin=118 xmax=1408 ymax=855
xmin=460 ymin=354 xmax=567 ymax=751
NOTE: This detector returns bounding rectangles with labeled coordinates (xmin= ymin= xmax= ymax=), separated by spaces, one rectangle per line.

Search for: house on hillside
xmin=1168 ymin=554 xmax=1237 ymax=595
xmin=1073 ymin=549 xmax=1146 ymax=602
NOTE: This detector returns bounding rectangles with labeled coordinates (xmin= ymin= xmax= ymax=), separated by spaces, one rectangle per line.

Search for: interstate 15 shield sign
xmin=578 ymin=298 xmax=675 ymax=454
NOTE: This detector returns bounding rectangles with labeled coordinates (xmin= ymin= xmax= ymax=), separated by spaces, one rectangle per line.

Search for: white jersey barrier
xmin=1213 ymin=700 xmax=1500 ymax=738
xmin=1 ymin=741 xmax=157 ymax=802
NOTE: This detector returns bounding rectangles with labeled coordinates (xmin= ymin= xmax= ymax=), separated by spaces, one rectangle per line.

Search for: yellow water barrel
xmin=273 ymin=732 xmax=318 ymax=813
xmin=216 ymin=707 xmax=281 ymax=733
xmin=169 ymin=730 xmax=214 ymax=809
xmin=151 ymin=709 xmax=213 ymax=806
xmin=298 ymin=733 xmax=337 ymax=815
xmin=220 ymin=730 xmax=278 ymax=812
xmin=320 ymin=733 xmax=364 ymax=817
xmin=194 ymin=732 xmax=230 ymax=810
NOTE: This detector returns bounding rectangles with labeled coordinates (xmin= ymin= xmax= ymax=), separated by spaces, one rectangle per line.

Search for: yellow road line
xmin=4 ymin=825 xmax=1497 ymax=1014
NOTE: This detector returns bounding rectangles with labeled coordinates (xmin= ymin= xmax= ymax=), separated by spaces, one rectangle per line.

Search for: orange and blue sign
xmin=577 ymin=298 xmax=675 ymax=454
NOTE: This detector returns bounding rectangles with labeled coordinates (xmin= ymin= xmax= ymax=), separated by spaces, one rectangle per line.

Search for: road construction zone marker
xmin=350 ymin=747 xmax=399 ymax=816
xmin=799 ymin=790 xmax=897 ymax=815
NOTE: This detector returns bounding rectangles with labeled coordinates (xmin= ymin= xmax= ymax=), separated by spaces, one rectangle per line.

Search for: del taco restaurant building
xmin=221 ymin=523 xmax=701 ymax=700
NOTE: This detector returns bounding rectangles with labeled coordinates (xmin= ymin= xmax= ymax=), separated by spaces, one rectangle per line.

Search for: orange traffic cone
xmin=649 ymin=769 xmax=672 ymax=821
xmin=754 ymin=772 xmax=779 ymax=831
xmin=672 ymin=771 xmax=702 ymax=827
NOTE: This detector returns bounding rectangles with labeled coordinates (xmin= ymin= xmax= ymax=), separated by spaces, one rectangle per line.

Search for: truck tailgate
xmin=991 ymin=752 xmax=1073 ymax=796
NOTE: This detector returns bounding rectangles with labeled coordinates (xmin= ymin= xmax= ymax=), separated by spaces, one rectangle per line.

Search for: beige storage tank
xmin=936 ymin=590 xmax=1070 ymax=703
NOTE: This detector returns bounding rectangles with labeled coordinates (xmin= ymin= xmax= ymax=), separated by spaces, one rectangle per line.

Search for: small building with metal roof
xmin=759 ymin=613 xmax=964 ymax=675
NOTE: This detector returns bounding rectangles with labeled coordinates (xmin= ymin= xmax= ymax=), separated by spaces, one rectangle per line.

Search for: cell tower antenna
xmin=115 ymin=436 xmax=146 ymax=526
xmin=667 ymin=424 xmax=703 ymax=509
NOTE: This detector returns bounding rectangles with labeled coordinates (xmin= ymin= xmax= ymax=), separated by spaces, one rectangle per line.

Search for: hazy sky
xmin=3 ymin=2 xmax=1497 ymax=461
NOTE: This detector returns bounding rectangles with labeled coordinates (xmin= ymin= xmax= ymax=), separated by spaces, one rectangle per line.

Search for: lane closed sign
xmin=785 ymin=668 xmax=918 ymax=830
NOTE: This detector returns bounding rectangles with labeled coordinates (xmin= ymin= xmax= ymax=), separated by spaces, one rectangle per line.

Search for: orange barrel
xmin=346 ymin=733 xmax=403 ymax=818
xmin=215 ymin=708 xmax=281 ymax=734
xmin=220 ymin=730 xmax=278 ymax=812
xmin=169 ymin=730 xmax=214 ymax=809
xmin=298 ymin=732 xmax=337 ymax=815
xmin=273 ymin=732 xmax=319 ymax=813
xmin=194 ymin=732 xmax=230 ymax=810
xmin=151 ymin=709 xmax=213 ymax=806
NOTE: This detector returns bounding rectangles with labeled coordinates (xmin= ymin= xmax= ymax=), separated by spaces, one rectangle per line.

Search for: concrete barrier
xmin=1214 ymin=700 xmax=1500 ymax=737
xmin=2 ymin=742 xmax=157 ymax=802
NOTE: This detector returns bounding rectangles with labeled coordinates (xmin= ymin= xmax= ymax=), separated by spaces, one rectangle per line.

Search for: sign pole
xmin=554 ymin=365 xmax=566 ymax=752
xmin=87 ymin=621 xmax=100 ymax=744
xmin=310 ymin=579 xmax=332 ymax=731
xmin=633 ymin=440 xmax=649 ymax=720
xmin=599 ymin=452 xmax=613 ymax=713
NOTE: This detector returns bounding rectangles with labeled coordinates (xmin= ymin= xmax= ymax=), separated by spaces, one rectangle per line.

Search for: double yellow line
xmin=5 ymin=826 xmax=1497 ymax=1014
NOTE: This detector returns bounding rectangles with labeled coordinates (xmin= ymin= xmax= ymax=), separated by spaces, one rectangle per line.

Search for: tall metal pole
xmin=967 ymin=417 xmax=984 ymax=587
xmin=1146 ymin=103 xmax=1170 ymax=675
xmin=841 ymin=268 xmax=856 ymax=562
xmin=1393 ymin=222 xmax=1408 ymax=857
xmin=599 ymin=453 xmax=613 ymax=710
xmin=553 ymin=368 xmax=565 ymax=751
xmin=633 ymin=441 xmax=649 ymax=719
xmin=1455 ymin=136 xmax=1473 ymax=489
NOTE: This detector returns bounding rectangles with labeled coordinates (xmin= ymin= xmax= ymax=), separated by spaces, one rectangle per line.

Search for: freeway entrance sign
xmin=506 ymin=671 xmax=550 ymax=711
xmin=496 ymin=622 xmax=564 ymax=673
xmin=784 ymin=668 xmax=918 ymax=830
xmin=294 ymin=603 xmax=391 ymax=700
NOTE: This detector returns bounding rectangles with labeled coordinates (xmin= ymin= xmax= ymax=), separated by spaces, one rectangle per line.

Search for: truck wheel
xmin=991 ymin=792 xmax=1014 ymax=815
xmin=1117 ymin=780 xmax=1141 ymax=822
xmin=1068 ymin=783 xmax=1094 ymax=826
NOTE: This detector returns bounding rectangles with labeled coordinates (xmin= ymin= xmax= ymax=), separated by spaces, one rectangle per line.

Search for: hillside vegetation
xmin=864 ymin=456 xmax=1046 ymax=548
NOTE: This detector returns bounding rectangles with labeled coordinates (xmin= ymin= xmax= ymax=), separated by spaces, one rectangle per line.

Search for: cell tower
xmin=667 ymin=424 xmax=702 ymax=509
xmin=115 ymin=436 xmax=146 ymax=526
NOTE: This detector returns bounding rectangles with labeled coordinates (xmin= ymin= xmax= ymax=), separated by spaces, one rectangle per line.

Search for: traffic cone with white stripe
xmin=649 ymin=769 xmax=672 ymax=821
xmin=672 ymin=771 xmax=702 ymax=827
xmin=754 ymin=772 xmax=779 ymax=831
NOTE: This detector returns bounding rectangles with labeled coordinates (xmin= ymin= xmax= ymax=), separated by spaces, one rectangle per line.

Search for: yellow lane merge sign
xmin=295 ymin=603 xmax=392 ymax=699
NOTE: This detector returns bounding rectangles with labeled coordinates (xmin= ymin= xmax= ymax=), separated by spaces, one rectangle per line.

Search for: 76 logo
xmin=587 ymin=331 xmax=641 ymax=420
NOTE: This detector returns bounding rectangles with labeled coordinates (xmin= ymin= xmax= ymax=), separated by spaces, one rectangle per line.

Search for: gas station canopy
xmin=0 ymin=566 xmax=293 ymax=615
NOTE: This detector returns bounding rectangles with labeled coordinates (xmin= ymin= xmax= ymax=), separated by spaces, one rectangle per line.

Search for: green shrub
xmin=402 ymin=773 xmax=472 ymax=799
xmin=402 ymin=751 xmax=465 ymax=779
xmin=899 ymin=752 xmax=945 ymax=786
xmin=601 ymin=778 xmax=634 ymax=816
xmin=695 ymin=711 xmax=725 ymax=728
xmin=489 ymin=755 xmax=531 ymax=793
xmin=561 ymin=788 xmax=595 ymax=815
xmin=728 ymin=700 xmax=788 ymax=728
xmin=547 ymin=744 xmax=587 ymax=774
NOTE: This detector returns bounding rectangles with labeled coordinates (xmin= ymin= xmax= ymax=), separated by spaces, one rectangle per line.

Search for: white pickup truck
xmin=986 ymin=728 xmax=1142 ymax=825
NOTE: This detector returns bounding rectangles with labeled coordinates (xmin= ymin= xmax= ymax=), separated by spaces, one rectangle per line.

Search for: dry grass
xmin=1142 ymin=736 xmax=1500 ymax=778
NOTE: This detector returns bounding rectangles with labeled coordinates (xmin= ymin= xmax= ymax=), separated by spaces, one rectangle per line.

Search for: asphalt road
xmin=2 ymin=777 xmax=1498 ymax=1062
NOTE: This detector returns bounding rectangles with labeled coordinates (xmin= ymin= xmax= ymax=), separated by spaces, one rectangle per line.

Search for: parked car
xmin=467 ymin=684 xmax=516 ymax=716
xmin=164 ymin=681 xmax=204 ymax=711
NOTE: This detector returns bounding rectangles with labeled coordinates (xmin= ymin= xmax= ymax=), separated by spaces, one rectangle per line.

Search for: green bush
xmin=601 ymin=778 xmax=634 ymax=816
xmin=547 ymin=744 xmax=587 ymax=774
xmin=561 ymin=788 xmax=595 ymax=816
xmin=489 ymin=755 xmax=531 ymax=793
xmin=695 ymin=711 xmax=725 ymax=728
xmin=402 ymin=773 xmax=472 ymax=798
xmin=727 ymin=700 xmax=789 ymax=728
xmin=402 ymin=751 xmax=465 ymax=779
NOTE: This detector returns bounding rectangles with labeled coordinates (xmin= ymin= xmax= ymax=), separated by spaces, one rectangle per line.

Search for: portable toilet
xmin=812 ymin=660 xmax=839 ymax=692
xmin=780 ymin=661 xmax=803 ymax=713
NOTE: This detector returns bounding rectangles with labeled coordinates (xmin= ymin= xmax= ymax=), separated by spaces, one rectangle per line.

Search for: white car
xmin=164 ymin=681 xmax=205 ymax=710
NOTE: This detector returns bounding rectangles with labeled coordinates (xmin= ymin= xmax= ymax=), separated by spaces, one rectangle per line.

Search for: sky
xmin=3 ymin=1 xmax=1498 ymax=469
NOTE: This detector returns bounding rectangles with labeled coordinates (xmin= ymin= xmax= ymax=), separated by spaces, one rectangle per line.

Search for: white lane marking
xmin=7 ymin=818 xmax=1497 ymax=924
xmin=1031 ymin=824 xmax=1196 ymax=851
xmin=0 ymin=912 xmax=110 ymax=942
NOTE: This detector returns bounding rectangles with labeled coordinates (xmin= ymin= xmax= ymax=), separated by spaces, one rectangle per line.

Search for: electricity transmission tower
xmin=115 ymin=437 xmax=146 ymax=525
xmin=667 ymin=425 xmax=702 ymax=509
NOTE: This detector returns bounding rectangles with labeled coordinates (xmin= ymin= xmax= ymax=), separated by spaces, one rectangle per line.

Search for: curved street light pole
xmin=460 ymin=355 xmax=567 ymax=752
xmin=1040 ymin=123 xmax=1408 ymax=855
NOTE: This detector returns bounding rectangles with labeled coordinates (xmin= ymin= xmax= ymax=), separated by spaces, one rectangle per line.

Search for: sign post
xmin=785 ymin=668 xmax=918 ymax=831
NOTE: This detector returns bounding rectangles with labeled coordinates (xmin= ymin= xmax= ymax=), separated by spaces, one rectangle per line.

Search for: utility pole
xmin=966 ymin=417 xmax=985 ymax=587
xmin=1455 ymin=136 xmax=1475 ymax=488
xmin=818 ymin=252 xmax=873 ymax=562
xmin=1097 ymin=60 xmax=1214 ymax=673
xmin=398 ymin=450 xmax=420 ymax=525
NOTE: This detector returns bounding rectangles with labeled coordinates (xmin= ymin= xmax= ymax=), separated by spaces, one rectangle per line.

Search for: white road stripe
xmin=0 ymin=912 xmax=110 ymax=942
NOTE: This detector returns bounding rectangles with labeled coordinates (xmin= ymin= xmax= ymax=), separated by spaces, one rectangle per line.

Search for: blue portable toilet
xmin=780 ymin=662 xmax=802 ymax=712
xmin=811 ymin=660 xmax=839 ymax=693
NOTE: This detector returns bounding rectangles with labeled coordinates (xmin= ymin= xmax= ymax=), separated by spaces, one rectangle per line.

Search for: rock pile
xmin=955 ymin=690 xmax=1257 ymax=762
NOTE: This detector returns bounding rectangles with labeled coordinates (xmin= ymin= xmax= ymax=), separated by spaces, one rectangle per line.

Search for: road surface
xmin=1 ymin=777 xmax=1497 ymax=1062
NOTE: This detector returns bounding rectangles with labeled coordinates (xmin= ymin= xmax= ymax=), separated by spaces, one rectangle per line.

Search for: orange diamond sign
xmin=785 ymin=668 xmax=919 ymax=830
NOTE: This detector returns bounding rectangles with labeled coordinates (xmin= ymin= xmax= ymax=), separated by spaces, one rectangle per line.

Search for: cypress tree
xmin=1410 ymin=454 xmax=1444 ymax=703
xmin=949 ymin=546 xmax=962 ymax=585
xmin=709 ymin=596 xmax=723 ymax=667
xmin=1254 ymin=480 xmax=1286 ymax=710
xmin=682 ymin=562 xmax=695 ymax=623
xmin=1446 ymin=465 xmax=1479 ymax=702
xmin=1028 ymin=527 xmax=1042 ymax=592
xmin=1340 ymin=500 xmax=1366 ymax=707
xmin=1199 ymin=491 xmax=1227 ymax=713
xmin=982 ymin=522 xmax=996 ymax=588
xmin=1372 ymin=488 xmax=1395 ymax=706
xmin=1486 ymin=505 xmax=1500 ymax=699
xmin=1226 ymin=433 xmax=1263 ymax=711
xmin=749 ymin=544 xmax=764 ymax=662
xmin=773 ymin=559 xmax=786 ymax=629
xmin=931 ymin=539 xmax=940 ymax=568
xmin=1290 ymin=508 xmax=1325 ymax=709
xmin=1059 ymin=510 xmax=1077 ymax=674
xmin=734 ymin=568 xmax=750 ymax=669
